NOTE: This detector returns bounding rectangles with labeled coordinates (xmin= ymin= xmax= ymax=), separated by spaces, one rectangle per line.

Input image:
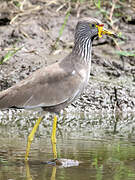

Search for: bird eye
xmin=89 ymin=24 xmax=95 ymax=28
xmin=91 ymin=24 xmax=95 ymax=27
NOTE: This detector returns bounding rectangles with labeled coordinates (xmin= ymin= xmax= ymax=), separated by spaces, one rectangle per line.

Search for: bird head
xmin=76 ymin=17 xmax=114 ymax=40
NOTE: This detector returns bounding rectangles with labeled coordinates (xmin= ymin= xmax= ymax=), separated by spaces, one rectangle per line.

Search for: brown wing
xmin=0 ymin=60 xmax=83 ymax=109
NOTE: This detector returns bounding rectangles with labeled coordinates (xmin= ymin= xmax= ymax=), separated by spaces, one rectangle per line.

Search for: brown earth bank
xmin=0 ymin=0 xmax=135 ymax=114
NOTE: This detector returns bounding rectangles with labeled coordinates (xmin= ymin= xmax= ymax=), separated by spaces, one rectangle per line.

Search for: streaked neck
xmin=72 ymin=36 xmax=92 ymax=65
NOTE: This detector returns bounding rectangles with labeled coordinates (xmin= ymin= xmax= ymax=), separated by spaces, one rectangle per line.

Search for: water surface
xmin=0 ymin=110 xmax=135 ymax=180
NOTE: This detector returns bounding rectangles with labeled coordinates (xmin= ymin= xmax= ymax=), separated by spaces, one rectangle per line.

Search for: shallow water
xmin=0 ymin=109 xmax=135 ymax=180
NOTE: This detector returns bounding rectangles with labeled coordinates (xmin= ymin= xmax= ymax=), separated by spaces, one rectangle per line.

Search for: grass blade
xmin=0 ymin=46 xmax=23 ymax=65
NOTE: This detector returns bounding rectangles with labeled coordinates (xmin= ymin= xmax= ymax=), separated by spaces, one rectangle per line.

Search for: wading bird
xmin=0 ymin=17 xmax=114 ymax=161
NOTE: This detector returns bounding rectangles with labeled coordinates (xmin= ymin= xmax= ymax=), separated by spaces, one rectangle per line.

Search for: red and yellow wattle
xmin=96 ymin=24 xmax=114 ymax=38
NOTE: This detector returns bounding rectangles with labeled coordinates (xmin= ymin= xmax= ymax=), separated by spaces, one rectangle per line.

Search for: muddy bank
xmin=0 ymin=0 xmax=135 ymax=114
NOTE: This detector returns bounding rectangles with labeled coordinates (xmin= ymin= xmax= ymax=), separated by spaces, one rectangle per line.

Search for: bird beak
xmin=96 ymin=24 xmax=114 ymax=38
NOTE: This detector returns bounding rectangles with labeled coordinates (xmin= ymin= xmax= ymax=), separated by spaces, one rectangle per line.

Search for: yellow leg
xmin=25 ymin=116 xmax=43 ymax=161
xmin=25 ymin=161 xmax=32 ymax=180
xmin=51 ymin=116 xmax=57 ymax=159
xmin=51 ymin=166 xmax=56 ymax=180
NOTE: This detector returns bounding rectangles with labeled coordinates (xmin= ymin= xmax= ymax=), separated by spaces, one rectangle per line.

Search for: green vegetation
xmin=57 ymin=11 xmax=70 ymax=43
xmin=52 ymin=11 xmax=70 ymax=51
xmin=116 ymin=50 xmax=135 ymax=57
xmin=0 ymin=46 xmax=23 ymax=65
xmin=94 ymin=0 xmax=101 ymax=9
